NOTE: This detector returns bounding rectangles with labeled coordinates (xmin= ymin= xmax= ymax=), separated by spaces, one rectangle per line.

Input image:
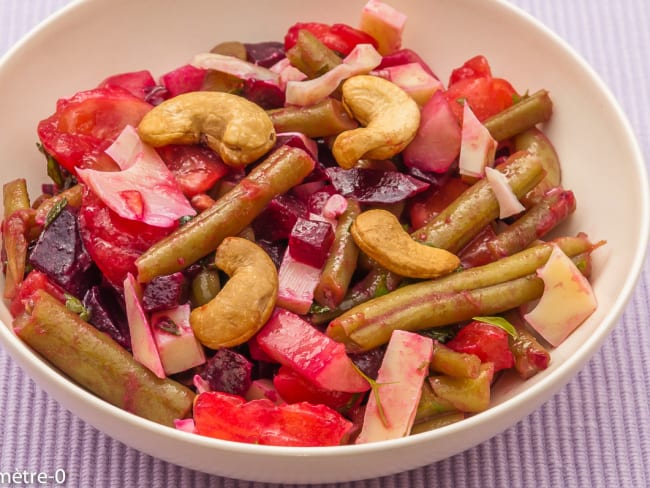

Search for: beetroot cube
xmin=288 ymin=218 xmax=334 ymax=268
xmin=252 ymin=193 xmax=307 ymax=241
xmin=142 ymin=272 xmax=189 ymax=313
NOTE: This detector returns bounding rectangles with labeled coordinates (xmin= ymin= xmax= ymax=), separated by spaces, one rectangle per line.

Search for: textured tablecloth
xmin=0 ymin=1 xmax=648 ymax=487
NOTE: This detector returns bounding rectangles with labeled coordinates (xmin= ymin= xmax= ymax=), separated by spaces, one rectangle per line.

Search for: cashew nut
xmin=137 ymin=91 xmax=276 ymax=168
xmin=332 ymin=75 xmax=420 ymax=169
xmin=189 ymin=237 xmax=278 ymax=349
xmin=351 ymin=209 xmax=460 ymax=279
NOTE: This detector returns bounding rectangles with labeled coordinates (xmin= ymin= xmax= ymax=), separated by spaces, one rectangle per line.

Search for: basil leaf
xmin=472 ymin=316 xmax=518 ymax=338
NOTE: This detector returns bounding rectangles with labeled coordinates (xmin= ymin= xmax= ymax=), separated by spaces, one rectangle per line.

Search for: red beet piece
xmin=326 ymin=167 xmax=430 ymax=204
xmin=97 ymin=70 xmax=157 ymax=101
xmin=307 ymin=187 xmax=337 ymax=214
xmin=142 ymin=272 xmax=189 ymax=313
xmin=242 ymin=78 xmax=285 ymax=109
xmin=377 ymin=48 xmax=438 ymax=78
xmin=83 ymin=284 xmax=131 ymax=351
xmin=288 ymin=218 xmax=334 ymax=269
xmin=244 ymin=41 xmax=285 ymax=68
xmin=28 ymin=206 xmax=99 ymax=298
xmin=159 ymin=64 xmax=207 ymax=97
xmin=252 ymin=193 xmax=307 ymax=241
xmin=199 ymin=348 xmax=253 ymax=397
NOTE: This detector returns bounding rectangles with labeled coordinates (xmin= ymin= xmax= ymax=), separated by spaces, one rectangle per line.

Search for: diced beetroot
xmin=244 ymin=41 xmax=286 ymax=68
xmin=408 ymin=176 xmax=470 ymax=230
xmin=291 ymin=181 xmax=326 ymax=203
xmin=252 ymin=193 xmax=307 ymax=241
xmin=256 ymin=239 xmax=287 ymax=270
xmin=83 ymin=284 xmax=131 ymax=351
xmin=276 ymin=248 xmax=321 ymax=315
xmin=156 ymin=144 xmax=229 ymax=197
xmin=326 ymin=167 xmax=429 ymax=204
xmin=275 ymin=132 xmax=319 ymax=161
xmin=159 ymin=64 xmax=207 ymax=97
xmin=198 ymin=348 xmax=253 ymax=397
xmin=141 ymin=272 xmax=189 ymax=313
xmin=446 ymin=321 xmax=514 ymax=373
xmin=307 ymin=187 xmax=337 ymax=214
xmin=273 ymin=365 xmax=359 ymax=411
xmin=349 ymin=346 xmax=386 ymax=380
xmin=241 ymin=78 xmax=285 ymax=109
xmin=9 ymin=270 xmax=66 ymax=317
xmin=28 ymin=206 xmax=100 ymax=298
xmin=402 ymin=90 xmax=462 ymax=173
xmin=288 ymin=218 xmax=334 ymax=268
xmin=97 ymin=70 xmax=157 ymax=101
xmin=78 ymin=187 xmax=173 ymax=288
xmin=256 ymin=308 xmax=370 ymax=393
xmin=377 ymin=48 xmax=437 ymax=77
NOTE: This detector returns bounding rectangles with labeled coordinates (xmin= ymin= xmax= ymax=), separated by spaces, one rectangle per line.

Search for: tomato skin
xmin=78 ymin=187 xmax=172 ymax=287
xmin=446 ymin=321 xmax=514 ymax=372
xmin=284 ymin=22 xmax=378 ymax=56
xmin=448 ymin=55 xmax=492 ymax=85
xmin=156 ymin=145 xmax=229 ymax=197
xmin=37 ymin=87 xmax=152 ymax=174
xmin=445 ymin=76 xmax=518 ymax=122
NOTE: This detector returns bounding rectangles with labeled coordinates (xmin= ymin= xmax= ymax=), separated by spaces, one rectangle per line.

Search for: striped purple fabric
xmin=0 ymin=1 xmax=648 ymax=487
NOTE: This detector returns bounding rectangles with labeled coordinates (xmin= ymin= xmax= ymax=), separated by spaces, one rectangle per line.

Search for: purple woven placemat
xmin=0 ymin=1 xmax=648 ymax=486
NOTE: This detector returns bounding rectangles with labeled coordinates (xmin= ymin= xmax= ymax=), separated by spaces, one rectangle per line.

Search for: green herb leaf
xmin=309 ymin=303 xmax=331 ymax=314
xmin=418 ymin=325 xmax=458 ymax=343
xmin=157 ymin=317 xmax=181 ymax=336
xmin=473 ymin=316 xmax=518 ymax=338
xmin=178 ymin=215 xmax=194 ymax=226
xmin=374 ymin=280 xmax=389 ymax=298
xmin=64 ymin=293 xmax=90 ymax=322
xmin=45 ymin=197 xmax=68 ymax=226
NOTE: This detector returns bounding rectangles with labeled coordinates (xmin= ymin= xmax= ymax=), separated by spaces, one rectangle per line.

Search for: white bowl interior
xmin=0 ymin=0 xmax=647 ymax=483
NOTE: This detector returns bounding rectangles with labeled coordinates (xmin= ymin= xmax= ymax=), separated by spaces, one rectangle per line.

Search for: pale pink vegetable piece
xmin=76 ymin=125 xmax=195 ymax=228
xmin=256 ymin=308 xmax=370 ymax=393
xmin=402 ymin=90 xmax=461 ymax=173
xmin=193 ymin=374 xmax=211 ymax=394
xmin=276 ymin=247 xmax=321 ymax=315
xmin=322 ymin=194 xmax=348 ymax=220
xmin=245 ymin=379 xmax=285 ymax=404
xmin=372 ymin=62 xmax=443 ymax=105
xmin=356 ymin=330 xmax=433 ymax=443
xmin=458 ymin=102 xmax=497 ymax=179
xmin=285 ymin=43 xmax=382 ymax=106
xmin=269 ymin=57 xmax=308 ymax=89
xmin=359 ymin=0 xmax=407 ymax=55
xmin=524 ymin=244 xmax=597 ymax=347
xmin=151 ymin=304 xmax=206 ymax=375
xmin=123 ymin=273 xmax=166 ymax=379
xmin=174 ymin=418 xmax=197 ymax=433
xmin=191 ymin=52 xmax=280 ymax=82
xmin=485 ymin=166 xmax=526 ymax=219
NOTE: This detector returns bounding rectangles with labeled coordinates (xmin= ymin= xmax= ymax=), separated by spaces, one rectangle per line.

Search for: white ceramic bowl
xmin=0 ymin=0 xmax=647 ymax=483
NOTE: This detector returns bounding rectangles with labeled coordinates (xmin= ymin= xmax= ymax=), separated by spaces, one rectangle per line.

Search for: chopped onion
xmin=485 ymin=166 xmax=525 ymax=218
xmin=191 ymin=52 xmax=279 ymax=82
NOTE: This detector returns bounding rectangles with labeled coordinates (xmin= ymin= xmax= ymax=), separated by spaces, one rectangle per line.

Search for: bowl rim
xmin=0 ymin=0 xmax=648 ymax=475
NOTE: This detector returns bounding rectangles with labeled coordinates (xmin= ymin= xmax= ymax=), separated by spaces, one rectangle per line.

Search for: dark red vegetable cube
xmin=142 ymin=272 xmax=189 ymax=313
xmin=326 ymin=167 xmax=430 ymax=204
xmin=252 ymin=193 xmax=307 ymax=241
xmin=83 ymin=285 xmax=131 ymax=351
xmin=288 ymin=218 xmax=334 ymax=269
xmin=244 ymin=41 xmax=286 ymax=68
xmin=199 ymin=348 xmax=253 ymax=397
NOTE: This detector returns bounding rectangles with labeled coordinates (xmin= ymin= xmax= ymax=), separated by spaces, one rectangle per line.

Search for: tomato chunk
xmin=78 ymin=187 xmax=172 ymax=287
xmin=446 ymin=76 xmax=518 ymax=122
xmin=37 ymin=87 xmax=152 ymax=174
xmin=156 ymin=145 xmax=229 ymax=197
xmin=448 ymin=54 xmax=492 ymax=85
xmin=193 ymin=391 xmax=353 ymax=446
xmin=284 ymin=22 xmax=378 ymax=56
xmin=446 ymin=321 xmax=514 ymax=372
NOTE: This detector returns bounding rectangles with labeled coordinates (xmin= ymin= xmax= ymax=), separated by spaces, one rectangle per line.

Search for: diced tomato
xmin=156 ymin=145 xmax=229 ymax=197
xmin=448 ymin=55 xmax=492 ymax=85
xmin=445 ymin=76 xmax=518 ymax=123
xmin=78 ymin=187 xmax=173 ymax=288
xmin=9 ymin=270 xmax=66 ymax=317
xmin=284 ymin=22 xmax=378 ymax=56
xmin=193 ymin=390 xmax=353 ymax=446
xmin=446 ymin=321 xmax=514 ymax=373
xmin=37 ymin=87 xmax=152 ymax=174
xmin=409 ymin=176 xmax=470 ymax=230
xmin=273 ymin=365 xmax=359 ymax=411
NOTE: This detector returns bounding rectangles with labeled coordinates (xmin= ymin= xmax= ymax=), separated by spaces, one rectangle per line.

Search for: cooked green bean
xmin=267 ymin=98 xmax=358 ymax=137
xmin=484 ymin=89 xmax=553 ymax=142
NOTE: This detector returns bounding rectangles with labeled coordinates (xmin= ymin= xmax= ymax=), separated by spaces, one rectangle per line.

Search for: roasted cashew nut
xmin=190 ymin=237 xmax=278 ymax=349
xmin=351 ymin=209 xmax=460 ymax=279
xmin=137 ymin=91 xmax=276 ymax=168
xmin=332 ymin=75 xmax=420 ymax=169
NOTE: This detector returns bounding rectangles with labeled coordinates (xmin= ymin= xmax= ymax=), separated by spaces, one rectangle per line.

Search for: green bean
xmin=267 ymin=98 xmax=358 ymax=138
xmin=411 ymin=151 xmax=546 ymax=253
xmin=313 ymin=199 xmax=361 ymax=309
xmin=459 ymin=188 xmax=576 ymax=267
xmin=14 ymin=291 xmax=195 ymax=427
xmin=428 ymin=364 xmax=493 ymax=413
xmin=136 ymin=146 xmax=314 ymax=283
xmin=410 ymin=412 xmax=465 ymax=435
xmin=34 ymin=184 xmax=83 ymax=225
xmin=190 ymin=269 xmax=221 ymax=307
xmin=430 ymin=341 xmax=482 ymax=379
xmin=515 ymin=127 xmax=562 ymax=206
xmin=484 ymin=89 xmax=553 ymax=142
xmin=3 ymin=178 xmax=30 ymax=218
xmin=326 ymin=236 xmax=595 ymax=351
xmin=286 ymin=29 xmax=342 ymax=79
xmin=414 ymin=381 xmax=456 ymax=423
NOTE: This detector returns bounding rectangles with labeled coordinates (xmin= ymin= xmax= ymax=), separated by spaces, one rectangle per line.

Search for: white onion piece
xmin=485 ymin=166 xmax=525 ymax=219
xmin=192 ymin=52 xmax=280 ymax=82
